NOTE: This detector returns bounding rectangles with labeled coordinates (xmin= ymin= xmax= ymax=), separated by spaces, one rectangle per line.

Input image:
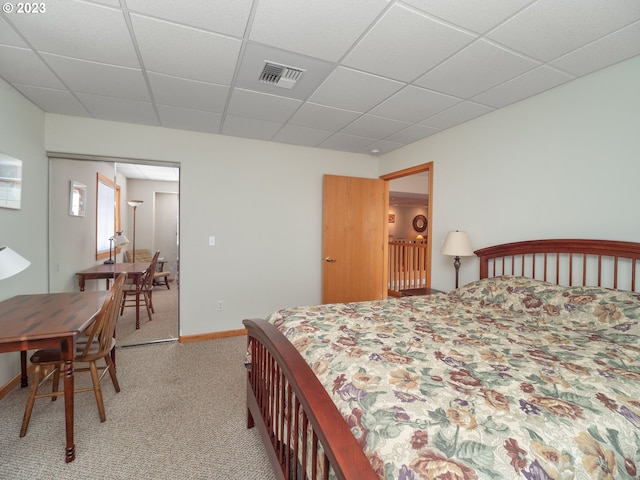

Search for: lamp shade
xmin=0 ymin=246 xmax=30 ymax=280
xmin=114 ymin=232 xmax=130 ymax=247
xmin=127 ymin=200 xmax=143 ymax=207
xmin=441 ymin=231 xmax=474 ymax=257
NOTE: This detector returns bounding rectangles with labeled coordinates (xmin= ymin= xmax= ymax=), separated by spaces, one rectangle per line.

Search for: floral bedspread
xmin=266 ymin=276 xmax=640 ymax=480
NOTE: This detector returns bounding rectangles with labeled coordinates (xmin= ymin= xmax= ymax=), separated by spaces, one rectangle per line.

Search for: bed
xmin=244 ymin=239 xmax=640 ymax=479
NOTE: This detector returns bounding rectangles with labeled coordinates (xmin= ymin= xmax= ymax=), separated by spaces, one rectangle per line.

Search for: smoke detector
xmin=259 ymin=61 xmax=306 ymax=90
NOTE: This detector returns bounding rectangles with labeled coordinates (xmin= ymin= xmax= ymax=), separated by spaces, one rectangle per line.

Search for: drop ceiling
xmin=1 ymin=0 xmax=639 ymax=155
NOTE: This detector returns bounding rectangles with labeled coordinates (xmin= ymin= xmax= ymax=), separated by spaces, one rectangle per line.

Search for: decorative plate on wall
xmin=413 ymin=214 xmax=427 ymax=232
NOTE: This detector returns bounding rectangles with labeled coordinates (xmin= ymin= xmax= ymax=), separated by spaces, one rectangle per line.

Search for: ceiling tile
xmin=5 ymin=0 xmax=139 ymax=66
xmin=288 ymin=103 xmax=361 ymax=131
xmin=130 ymin=14 xmax=241 ymax=84
xmin=385 ymin=124 xmax=440 ymax=144
xmin=471 ymin=65 xmax=574 ymax=108
xmin=227 ymin=88 xmax=302 ymax=123
xmin=340 ymin=114 xmax=411 ymax=139
xmin=309 ymin=67 xmax=403 ymax=112
xmin=415 ymin=39 xmax=540 ymax=98
xmin=551 ymin=21 xmax=640 ymax=76
xmin=76 ymin=93 xmax=159 ymax=125
xmin=157 ymin=105 xmax=221 ymax=133
xmin=249 ymin=0 xmax=389 ymax=62
xmin=0 ymin=46 xmax=66 ymax=89
xmin=272 ymin=124 xmax=334 ymax=148
xmin=318 ymin=133 xmax=377 ymax=153
xmin=148 ymin=72 xmax=229 ymax=112
xmin=402 ymin=0 xmax=533 ymax=34
xmin=422 ymin=101 xmax=493 ymax=130
xmin=41 ymin=53 xmax=150 ymax=101
xmin=125 ymin=0 xmax=253 ymax=37
xmin=13 ymin=84 xmax=90 ymax=117
xmin=0 ymin=16 xmax=27 ymax=47
xmin=370 ymin=85 xmax=460 ymax=122
xmin=343 ymin=3 xmax=476 ymax=82
xmin=488 ymin=0 xmax=640 ymax=62
xmin=221 ymin=115 xmax=282 ymax=141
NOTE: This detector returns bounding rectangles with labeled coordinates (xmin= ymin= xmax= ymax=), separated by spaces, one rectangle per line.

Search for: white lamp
xmin=104 ymin=231 xmax=130 ymax=264
xmin=441 ymin=231 xmax=474 ymax=289
xmin=0 ymin=246 xmax=30 ymax=280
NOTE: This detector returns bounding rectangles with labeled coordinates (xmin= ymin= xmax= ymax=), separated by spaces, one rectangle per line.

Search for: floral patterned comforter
xmin=266 ymin=276 xmax=640 ymax=480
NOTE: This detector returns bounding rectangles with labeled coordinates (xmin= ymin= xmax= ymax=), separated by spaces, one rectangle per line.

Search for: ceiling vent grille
xmin=259 ymin=61 xmax=306 ymax=90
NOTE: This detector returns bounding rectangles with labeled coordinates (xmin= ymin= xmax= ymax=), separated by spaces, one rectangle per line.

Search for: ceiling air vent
xmin=259 ymin=61 xmax=306 ymax=90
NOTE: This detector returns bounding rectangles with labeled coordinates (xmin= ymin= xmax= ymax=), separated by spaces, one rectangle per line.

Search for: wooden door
xmin=322 ymin=175 xmax=388 ymax=304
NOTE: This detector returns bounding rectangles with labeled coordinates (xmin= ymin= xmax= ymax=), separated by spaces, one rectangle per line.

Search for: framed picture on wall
xmin=69 ymin=181 xmax=86 ymax=216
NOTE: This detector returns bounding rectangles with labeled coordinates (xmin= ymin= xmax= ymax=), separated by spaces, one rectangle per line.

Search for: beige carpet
xmin=116 ymin=282 xmax=179 ymax=346
xmin=0 ymin=336 xmax=277 ymax=479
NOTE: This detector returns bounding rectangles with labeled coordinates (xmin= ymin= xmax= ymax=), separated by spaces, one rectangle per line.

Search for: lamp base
xmin=103 ymin=259 xmax=115 ymax=264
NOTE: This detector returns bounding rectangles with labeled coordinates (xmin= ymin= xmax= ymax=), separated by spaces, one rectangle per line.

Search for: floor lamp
xmin=127 ymin=200 xmax=143 ymax=262
xmin=441 ymin=230 xmax=474 ymax=289
xmin=0 ymin=246 xmax=30 ymax=280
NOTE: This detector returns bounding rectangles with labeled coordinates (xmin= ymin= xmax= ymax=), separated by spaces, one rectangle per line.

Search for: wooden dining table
xmin=0 ymin=291 xmax=107 ymax=462
xmin=76 ymin=262 xmax=150 ymax=329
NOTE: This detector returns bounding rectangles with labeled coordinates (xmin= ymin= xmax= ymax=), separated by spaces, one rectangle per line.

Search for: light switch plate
xmin=209 ymin=236 xmax=215 ymax=246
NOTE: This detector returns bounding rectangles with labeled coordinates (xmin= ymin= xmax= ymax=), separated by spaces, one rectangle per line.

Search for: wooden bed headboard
xmin=474 ymin=239 xmax=640 ymax=292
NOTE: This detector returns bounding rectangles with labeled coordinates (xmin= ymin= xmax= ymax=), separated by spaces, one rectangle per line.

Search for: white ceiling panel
xmin=13 ymin=84 xmax=90 ymax=117
xmin=148 ymin=72 xmax=229 ymax=112
xmin=249 ymin=0 xmax=390 ymax=62
xmin=272 ymin=124 xmax=334 ymax=148
xmin=7 ymin=1 xmax=139 ymax=67
xmin=422 ymin=101 xmax=494 ymax=130
xmin=343 ymin=4 xmax=476 ymax=82
xmin=41 ymin=53 xmax=150 ymax=101
xmin=402 ymin=0 xmax=533 ymax=34
xmin=415 ymin=40 xmax=540 ymax=98
xmin=157 ymin=105 xmax=222 ymax=133
xmin=76 ymin=93 xmax=159 ymax=126
xmin=125 ymin=0 xmax=252 ymax=37
xmin=0 ymin=46 xmax=65 ymax=89
xmin=309 ymin=67 xmax=403 ymax=112
xmin=488 ymin=0 xmax=640 ymax=62
xmin=1 ymin=0 xmax=638 ymax=160
xmin=130 ymin=14 xmax=241 ymax=84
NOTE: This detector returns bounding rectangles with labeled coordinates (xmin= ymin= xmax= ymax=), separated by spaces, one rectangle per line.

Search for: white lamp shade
xmin=0 ymin=246 xmax=31 ymax=280
xmin=114 ymin=232 xmax=130 ymax=247
xmin=441 ymin=231 xmax=474 ymax=257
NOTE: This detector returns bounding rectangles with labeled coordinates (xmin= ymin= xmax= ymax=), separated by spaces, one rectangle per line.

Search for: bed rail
xmin=388 ymin=240 xmax=428 ymax=296
xmin=243 ymin=319 xmax=378 ymax=480
xmin=475 ymin=239 xmax=640 ymax=292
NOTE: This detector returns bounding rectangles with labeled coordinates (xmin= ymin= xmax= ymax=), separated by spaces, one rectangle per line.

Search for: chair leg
xmin=89 ymin=361 xmax=106 ymax=422
xmin=20 ymin=365 xmax=44 ymax=437
xmin=104 ymin=355 xmax=121 ymax=393
xmin=165 ymin=276 xmax=170 ymax=289
xmin=51 ymin=365 xmax=60 ymax=401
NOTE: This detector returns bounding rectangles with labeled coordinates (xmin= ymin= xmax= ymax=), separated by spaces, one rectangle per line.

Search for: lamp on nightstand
xmin=0 ymin=246 xmax=30 ymax=280
xmin=441 ymin=230 xmax=474 ymax=289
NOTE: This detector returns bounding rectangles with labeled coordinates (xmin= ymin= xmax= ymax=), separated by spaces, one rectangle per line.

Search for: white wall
xmin=44 ymin=116 xmax=379 ymax=337
xmin=380 ymin=55 xmax=640 ymax=291
xmin=0 ymin=79 xmax=48 ymax=384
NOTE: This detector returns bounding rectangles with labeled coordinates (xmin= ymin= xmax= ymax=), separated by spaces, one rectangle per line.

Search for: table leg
xmin=78 ymin=276 xmax=85 ymax=292
xmin=61 ymin=337 xmax=76 ymax=463
xmin=135 ymin=275 xmax=141 ymax=329
xmin=20 ymin=350 xmax=28 ymax=387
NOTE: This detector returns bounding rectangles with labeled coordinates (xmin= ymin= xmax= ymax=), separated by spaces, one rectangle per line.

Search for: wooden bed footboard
xmin=243 ymin=319 xmax=379 ymax=480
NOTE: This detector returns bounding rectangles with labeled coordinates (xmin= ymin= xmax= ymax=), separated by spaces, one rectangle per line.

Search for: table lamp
xmin=104 ymin=231 xmax=130 ymax=264
xmin=0 ymin=246 xmax=30 ymax=280
xmin=441 ymin=230 xmax=474 ymax=289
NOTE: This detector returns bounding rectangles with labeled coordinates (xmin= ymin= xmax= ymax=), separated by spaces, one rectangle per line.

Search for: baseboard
xmin=179 ymin=328 xmax=247 ymax=344
xmin=0 ymin=364 xmax=34 ymax=400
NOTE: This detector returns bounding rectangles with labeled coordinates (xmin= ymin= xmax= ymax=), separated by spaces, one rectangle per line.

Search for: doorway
xmin=381 ymin=163 xmax=433 ymax=293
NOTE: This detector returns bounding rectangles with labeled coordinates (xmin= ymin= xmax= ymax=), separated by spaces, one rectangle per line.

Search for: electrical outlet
xmin=209 ymin=236 xmax=216 ymax=246
xmin=217 ymin=300 xmax=223 ymax=311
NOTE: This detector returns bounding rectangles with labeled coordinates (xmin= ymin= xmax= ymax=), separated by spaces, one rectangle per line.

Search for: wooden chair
xmin=124 ymin=248 xmax=171 ymax=289
xmin=120 ymin=250 xmax=159 ymax=324
xmin=20 ymin=273 xmax=127 ymax=437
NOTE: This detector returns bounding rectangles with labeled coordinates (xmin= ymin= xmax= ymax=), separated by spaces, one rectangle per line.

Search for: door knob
xmin=324 ymin=257 xmax=336 ymax=263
